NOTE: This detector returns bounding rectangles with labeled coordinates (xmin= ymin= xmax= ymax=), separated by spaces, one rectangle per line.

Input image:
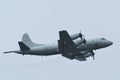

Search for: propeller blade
xmin=79 ymin=31 xmax=83 ymax=39
xmin=91 ymin=51 xmax=95 ymax=60
xmin=83 ymin=36 xmax=87 ymax=44
xmin=79 ymin=31 xmax=87 ymax=44
xmin=79 ymin=33 xmax=83 ymax=39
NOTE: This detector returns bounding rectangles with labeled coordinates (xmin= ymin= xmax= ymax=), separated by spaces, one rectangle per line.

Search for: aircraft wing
xmin=74 ymin=56 xmax=87 ymax=61
xmin=58 ymin=30 xmax=85 ymax=60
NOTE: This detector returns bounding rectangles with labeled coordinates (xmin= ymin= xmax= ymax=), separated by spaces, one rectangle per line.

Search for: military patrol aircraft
xmin=4 ymin=30 xmax=113 ymax=61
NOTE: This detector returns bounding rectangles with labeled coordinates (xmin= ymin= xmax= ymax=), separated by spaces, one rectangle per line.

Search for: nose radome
xmin=108 ymin=41 xmax=113 ymax=46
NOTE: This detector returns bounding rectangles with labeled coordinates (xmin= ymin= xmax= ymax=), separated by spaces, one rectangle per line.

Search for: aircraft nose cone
xmin=110 ymin=41 xmax=113 ymax=45
xmin=107 ymin=41 xmax=113 ymax=46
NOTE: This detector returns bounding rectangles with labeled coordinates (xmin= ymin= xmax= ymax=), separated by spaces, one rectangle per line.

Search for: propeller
xmin=79 ymin=31 xmax=84 ymax=39
xmin=79 ymin=31 xmax=87 ymax=44
xmin=91 ymin=50 xmax=95 ymax=60
xmin=83 ymin=36 xmax=87 ymax=44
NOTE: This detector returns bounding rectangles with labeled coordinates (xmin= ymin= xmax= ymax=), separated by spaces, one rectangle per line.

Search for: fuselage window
xmin=101 ymin=38 xmax=106 ymax=40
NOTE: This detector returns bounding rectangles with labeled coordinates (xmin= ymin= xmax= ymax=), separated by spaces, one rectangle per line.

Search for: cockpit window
xmin=101 ymin=38 xmax=106 ymax=40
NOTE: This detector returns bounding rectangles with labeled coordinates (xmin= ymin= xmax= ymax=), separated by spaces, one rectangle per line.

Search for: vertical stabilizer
xmin=22 ymin=33 xmax=39 ymax=48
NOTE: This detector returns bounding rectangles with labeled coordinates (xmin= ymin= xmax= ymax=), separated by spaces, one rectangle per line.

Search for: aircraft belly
xmin=30 ymin=46 xmax=59 ymax=55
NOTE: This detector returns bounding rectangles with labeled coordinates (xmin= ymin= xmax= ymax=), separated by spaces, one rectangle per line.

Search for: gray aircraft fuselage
xmin=4 ymin=31 xmax=113 ymax=61
xmin=13 ymin=38 xmax=112 ymax=57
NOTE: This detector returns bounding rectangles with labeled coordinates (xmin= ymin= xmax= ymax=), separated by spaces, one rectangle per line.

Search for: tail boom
xmin=3 ymin=50 xmax=20 ymax=54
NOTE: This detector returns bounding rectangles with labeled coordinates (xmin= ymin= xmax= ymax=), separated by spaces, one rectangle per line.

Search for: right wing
xmin=58 ymin=30 xmax=85 ymax=60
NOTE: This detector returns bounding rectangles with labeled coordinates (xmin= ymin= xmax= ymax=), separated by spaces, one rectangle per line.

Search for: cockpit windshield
xmin=101 ymin=38 xmax=106 ymax=40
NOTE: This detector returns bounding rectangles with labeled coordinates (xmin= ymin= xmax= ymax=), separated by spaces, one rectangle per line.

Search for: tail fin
xmin=22 ymin=33 xmax=40 ymax=48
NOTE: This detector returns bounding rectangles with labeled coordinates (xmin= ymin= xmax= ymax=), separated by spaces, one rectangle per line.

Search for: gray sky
xmin=0 ymin=0 xmax=120 ymax=80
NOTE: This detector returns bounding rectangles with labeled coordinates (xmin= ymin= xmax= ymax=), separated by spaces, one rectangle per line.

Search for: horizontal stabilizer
xmin=18 ymin=42 xmax=30 ymax=51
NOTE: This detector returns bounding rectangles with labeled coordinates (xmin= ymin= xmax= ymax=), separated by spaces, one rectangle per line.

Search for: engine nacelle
xmin=73 ymin=38 xmax=83 ymax=46
xmin=70 ymin=33 xmax=80 ymax=40
xmin=84 ymin=52 xmax=92 ymax=58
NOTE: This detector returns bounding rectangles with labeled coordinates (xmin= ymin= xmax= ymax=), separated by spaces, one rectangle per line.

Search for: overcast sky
xmin=0 ymin=0 xmax=120 ymax=80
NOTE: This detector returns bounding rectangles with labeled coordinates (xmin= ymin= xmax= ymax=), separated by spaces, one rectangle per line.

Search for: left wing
xmin=58 ymin=30 xmax=85 ymax=60
xmin=74 ymin=56 xmax=87 ymax=61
